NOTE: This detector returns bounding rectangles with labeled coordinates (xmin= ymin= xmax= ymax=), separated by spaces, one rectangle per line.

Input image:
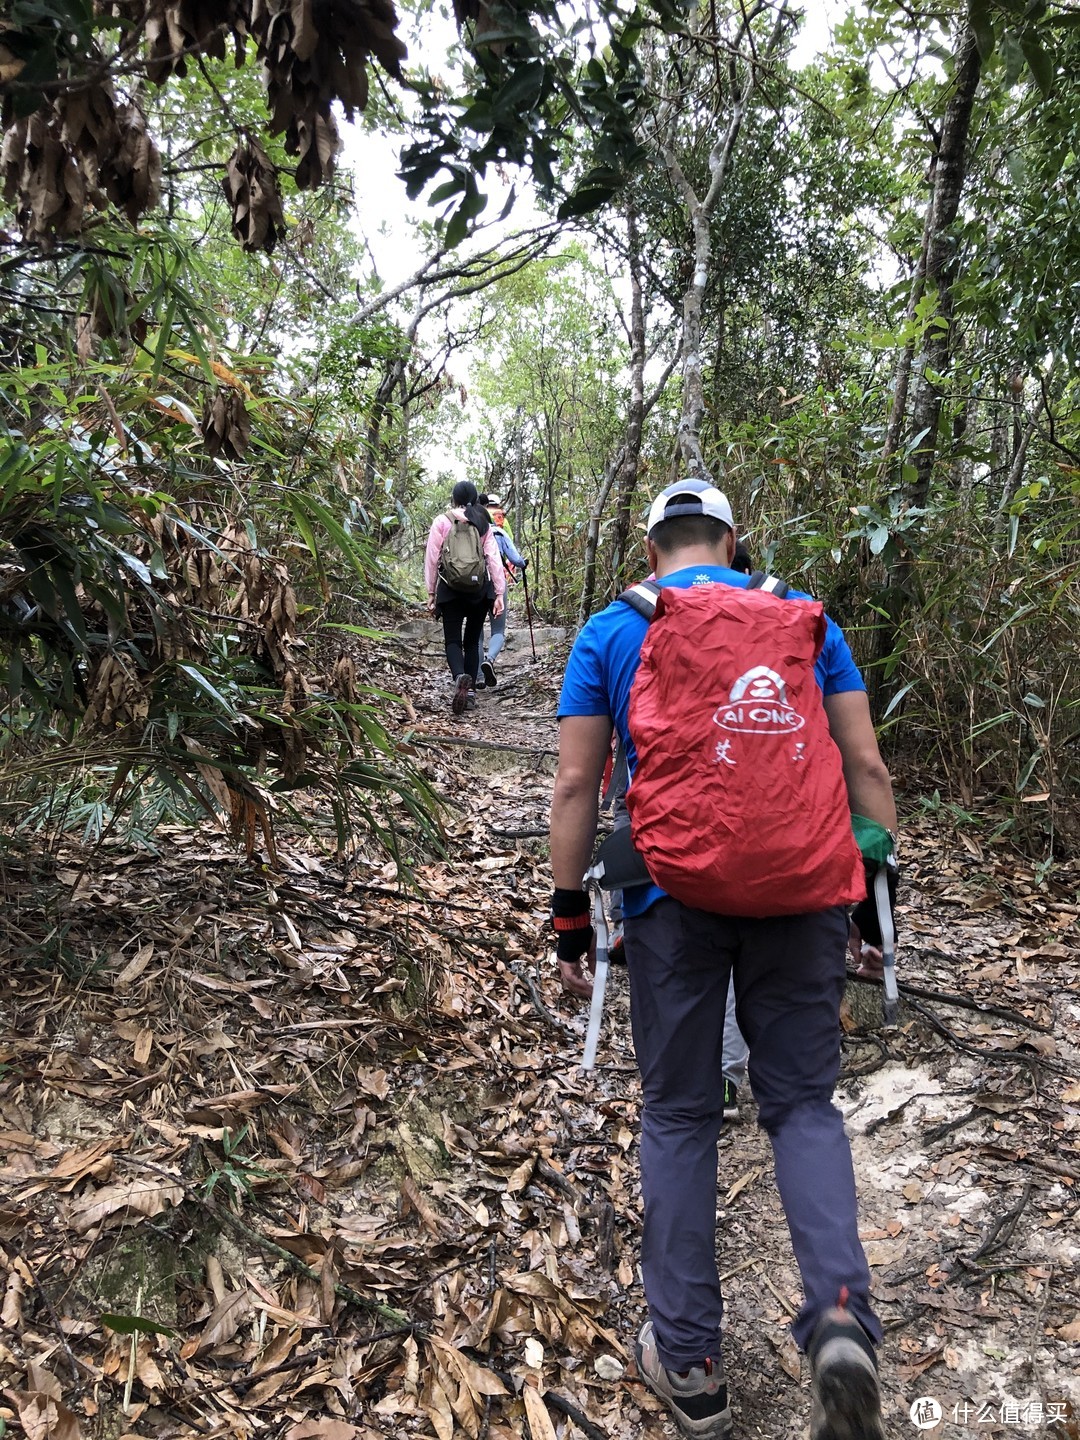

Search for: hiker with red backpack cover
xmin=424 ymin=481 xmax=505 ymax=714
xmin=549 ymin=478 xmax=897 ymax=1440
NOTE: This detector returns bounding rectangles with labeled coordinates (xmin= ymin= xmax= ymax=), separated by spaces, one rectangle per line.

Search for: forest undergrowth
xmin=1 ymin=609 xmax=1079 ymax=1440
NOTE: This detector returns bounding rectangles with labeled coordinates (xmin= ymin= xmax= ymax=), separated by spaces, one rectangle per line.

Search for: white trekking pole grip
xmin=874 ymin=865 xmax=898 ymax=1025
xmin=582 ymin=878 xmax=609 ymax=1072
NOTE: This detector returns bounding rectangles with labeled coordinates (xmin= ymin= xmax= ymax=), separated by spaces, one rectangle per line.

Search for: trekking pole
xmin=520 ymin=566 xmax=538 ymax=662
xmin=875 ymin=866 xmax=899 ymax=1025
xmin=581 ymin=868 xmax=609 ymax=1071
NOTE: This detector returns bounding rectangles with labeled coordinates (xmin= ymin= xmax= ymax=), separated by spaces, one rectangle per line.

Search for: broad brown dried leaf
xmin=62 ymin=1175 xmax=183 ymax=1233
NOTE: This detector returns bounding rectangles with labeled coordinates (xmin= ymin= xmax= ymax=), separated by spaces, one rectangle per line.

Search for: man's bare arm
xmin=823 ymin=690 xmax=897 ymax=832
xmin=550 ymin=715 xmax=613 ymax=888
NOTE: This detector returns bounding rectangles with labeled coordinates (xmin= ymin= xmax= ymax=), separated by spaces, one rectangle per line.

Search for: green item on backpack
xmin=439 ymin=513 xmax=486 ymax=595
xmin=851 ymin=814 xmax=893 ymax=867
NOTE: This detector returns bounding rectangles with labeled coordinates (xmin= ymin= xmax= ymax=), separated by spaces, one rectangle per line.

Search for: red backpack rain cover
xmin=625 ymin=582 xmax=865 ymax=917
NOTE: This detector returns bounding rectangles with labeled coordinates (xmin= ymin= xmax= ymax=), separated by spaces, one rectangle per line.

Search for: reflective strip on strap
xmin=619 ymin=581 xmax=660 ymax=620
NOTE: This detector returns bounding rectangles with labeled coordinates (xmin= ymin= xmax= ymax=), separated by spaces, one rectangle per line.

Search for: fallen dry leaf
xmin=3 ymin=1388 xmax=83 ymax=1440
xmin=522 ymin=1382 xmax=558 ymax=1440
xmin=285 ymin=1422 xmax=360 ymax=1440
xmin=61 ymin=1176 xmax=183 ymax=1233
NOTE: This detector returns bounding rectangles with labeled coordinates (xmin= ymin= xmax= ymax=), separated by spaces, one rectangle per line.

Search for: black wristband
xmin=552 ymin=887 xmax=589 ymax=918
xmin=556 ymin=926 xmax=594 ymax=964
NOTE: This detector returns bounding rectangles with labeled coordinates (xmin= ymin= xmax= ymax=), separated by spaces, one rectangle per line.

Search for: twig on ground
xmin=509 ymin=963 xmax=573 ymax=1035
xmin=904 ymin=996 xmax=1071 ymax=1075
xmin=288 ymin=876 xmax=490 ymax=914
xmin=1027 ymin=1264 xmax=1053 ymax=1392
xmin=490 ymin=826 xmax=549 ymax=839
xmin=761 ymin=1272 xmax=797 ymax=1317
xmin=412 ymin=735 xmax=559 ymax=759
xmin=118 ymin=1155 xmax=417 ymax=1331
xmin=543 ymin=1390 xmax=609 ymax=1440
xmin=594 ymin=1199 xmax=617 ymax=1273
xmin=18 ymin=1246 xmax=83 ymax=1385
xmin=482 ymin=1363 xmax=609 ymax=1440
xmin=866 ymin=1090 xmax=938 ymax=1136
xmin=839 ymin=1031 xmax=890 ymax=1078
xmin=720 ymin=1257 xmax=760 ymax=1283
xmin=208 ymin=1202 xmax=420 ymax=1330
xmin=924 ymin=1107 xmax=983 ymax=1143
xmin=478 ymin=1236 xmax=498 ymax=1440
xmin=977 ymin=1145 xmax=1080 ymax=1183
xmin=846 ymin=969 xmax=1054 ymax=1034
xmin=536 ymin=1157 xmax=586 ymax=1206
xmin=970 ymin=1183 xmax=1034 ymax=1263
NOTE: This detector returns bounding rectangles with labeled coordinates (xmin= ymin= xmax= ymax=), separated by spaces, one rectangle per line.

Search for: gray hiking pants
xmin=624 ymin=898 xmax=880 ymax=1370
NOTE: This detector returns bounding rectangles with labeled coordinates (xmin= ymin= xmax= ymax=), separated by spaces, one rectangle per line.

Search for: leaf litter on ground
xmin=0 ymin=615 xmax=1078 ymax=1439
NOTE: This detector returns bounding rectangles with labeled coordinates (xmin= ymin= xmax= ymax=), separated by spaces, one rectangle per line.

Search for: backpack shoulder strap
xmin=747 ymin=570 xmax=789 ymax=599
xmin=617 ymin=579 xmax=662 ymax=620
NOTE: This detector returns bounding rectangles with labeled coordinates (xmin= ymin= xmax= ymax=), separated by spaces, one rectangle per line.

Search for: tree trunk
xmin=652 ymin=2 xmax=786 ymax=480
xmin=904 ymin=24 xmax=983 ymax=510
xmin=873 ymin=22 xmax=982 ymax=683
xmin=607 ymin=203 xmax=648 ymax=596
xmin=879 ymin=203 xmax=934 ymax=478
xmin=578 ymin=445 xmax=627 ymax=631
xmin=663 ymin=83 xmax=749 ymax=479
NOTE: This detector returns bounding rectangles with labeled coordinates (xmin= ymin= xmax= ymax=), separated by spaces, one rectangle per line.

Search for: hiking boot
xmin=808 ymin=1302 xmax=883 ymax=1440
xmin=451 ymin=675 xmax=470 ymax=715
xmin=481 ymin=658 xmax=497 ymax=688
xmin=635 ymin=1321 xmax=732 ymax=1440
xmin=722 ymin=1080 xmax=740 ymax=1123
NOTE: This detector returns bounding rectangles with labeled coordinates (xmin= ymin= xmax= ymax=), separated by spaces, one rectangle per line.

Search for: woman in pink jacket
xmin=425 ymin=481 xmax=505 ymax=713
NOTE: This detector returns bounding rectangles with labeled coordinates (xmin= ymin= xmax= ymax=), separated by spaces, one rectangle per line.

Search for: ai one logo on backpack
xmin=712 ymin=665 xmax=806 ymax=735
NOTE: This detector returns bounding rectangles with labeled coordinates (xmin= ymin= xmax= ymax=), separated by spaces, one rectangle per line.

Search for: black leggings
xmin=440 ymin=596 xmax=487 ymax=681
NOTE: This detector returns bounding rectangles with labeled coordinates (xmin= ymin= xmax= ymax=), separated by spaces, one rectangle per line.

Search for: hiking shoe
xmin=722 ymin=1080 xmax=740 ymax=1123
xmin=808 ymin=1303 xmax=883 ymax=1440
xmin=466 ymin=689 xmax=477 ymax=710
xmin=451 ymin=675 xmax=470 ymax=715
xmin=609 ymin=933 xmax=626 ymax=966
xmin=481 ymin=658 xmax=497 ymax=688
xmin=635 ymin=1321 xmax=732 ymax=1440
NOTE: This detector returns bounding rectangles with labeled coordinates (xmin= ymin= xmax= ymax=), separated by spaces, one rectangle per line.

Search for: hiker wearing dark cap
xmin=549 ymin=477 xmax=897 ymax=1440
xmin=424 ymin=481 xmax=505 ymax=714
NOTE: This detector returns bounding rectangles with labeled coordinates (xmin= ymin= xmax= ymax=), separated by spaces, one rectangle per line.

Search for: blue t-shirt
xmin=557 ymin=565 xmax=866 ymax=917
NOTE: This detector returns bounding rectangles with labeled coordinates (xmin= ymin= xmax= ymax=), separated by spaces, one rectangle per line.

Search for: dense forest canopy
xmin=2 ymin=0 xmax=1080 ymax=861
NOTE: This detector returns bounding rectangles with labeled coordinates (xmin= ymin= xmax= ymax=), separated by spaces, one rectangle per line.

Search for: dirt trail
xmin=403 ymin=613 xmax=1080 ymax=1440
xmin=0 ymin=608 xmax=1078 ymax=1440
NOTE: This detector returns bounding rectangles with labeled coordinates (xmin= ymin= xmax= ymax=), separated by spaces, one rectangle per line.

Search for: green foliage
xmin=201 ymin=1126 xmax=271 ymax=1204
xmin=453 ymin=247 xmax=628 ymax=616
xmin=400 ymin=0 xmax=696 ymax=241
xmin=101 ymin=1313 xmax=178 ymax=1337
xmin=1 ymin=161 xmax=442 ymax=871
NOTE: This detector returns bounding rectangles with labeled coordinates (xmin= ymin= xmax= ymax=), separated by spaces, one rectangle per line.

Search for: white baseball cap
xmin=646 ymin=478 xmax=734 ymax=535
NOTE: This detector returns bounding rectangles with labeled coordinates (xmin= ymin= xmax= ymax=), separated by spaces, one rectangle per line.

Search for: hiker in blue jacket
xmin=549 ymin=478 xmax=897 ymax=1440
xmin=477 ymin=493 xmax=527 ymax=688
